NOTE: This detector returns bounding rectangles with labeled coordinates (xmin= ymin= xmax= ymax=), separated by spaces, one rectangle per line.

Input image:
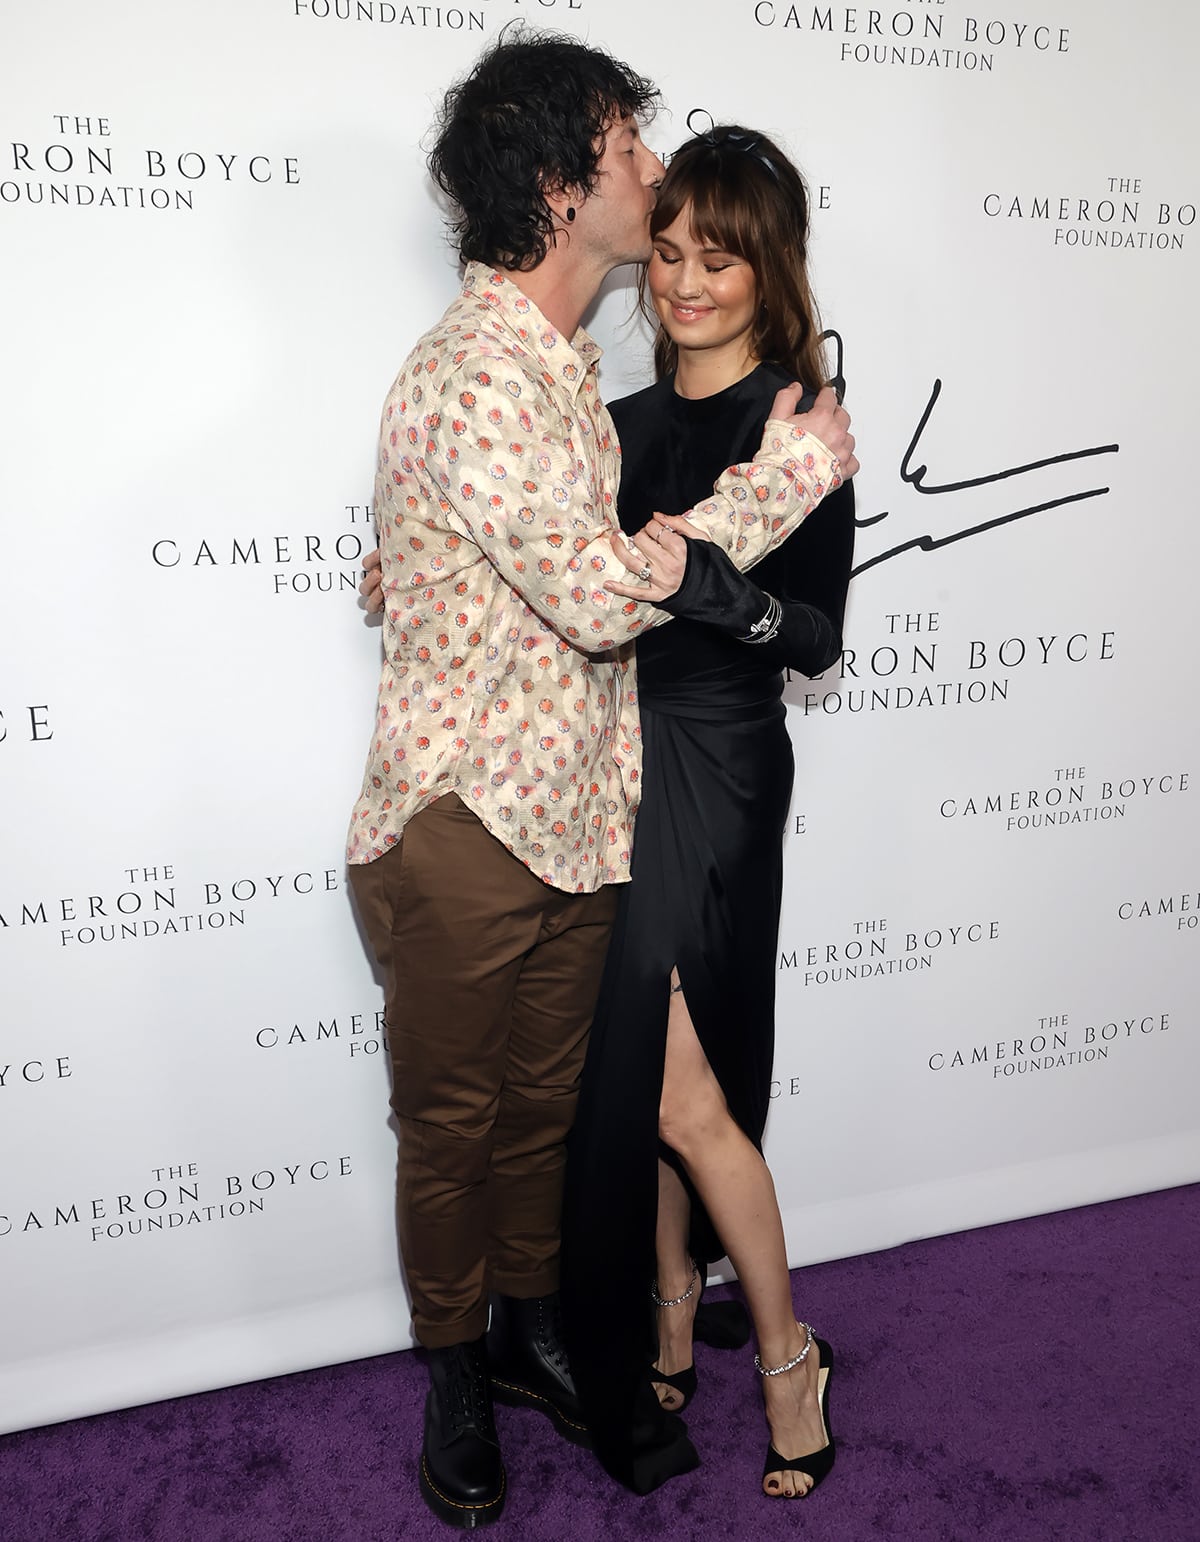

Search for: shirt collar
xmin=463 ymin=261 xmax=602 ymax=401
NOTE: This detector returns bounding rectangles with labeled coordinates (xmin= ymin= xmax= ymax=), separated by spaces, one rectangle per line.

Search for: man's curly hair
xmin=429 ymin=28 xmax=660 ymax=272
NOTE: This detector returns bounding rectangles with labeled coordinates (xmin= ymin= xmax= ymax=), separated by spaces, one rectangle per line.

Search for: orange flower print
xmin=353 ymin=263 xmax=834 ymax=885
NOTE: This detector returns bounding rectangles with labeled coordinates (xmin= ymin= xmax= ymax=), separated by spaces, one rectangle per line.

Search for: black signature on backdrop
xmin=821 ymin=330 xmax=1122 ymax=579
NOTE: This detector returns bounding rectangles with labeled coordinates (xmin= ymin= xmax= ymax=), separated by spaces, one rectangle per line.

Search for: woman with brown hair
xmin=561 ymin=121 xmax=855 ymax=1501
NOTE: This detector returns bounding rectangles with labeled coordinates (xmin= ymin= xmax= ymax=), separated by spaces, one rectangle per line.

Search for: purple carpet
xmin=3 ymin=1184 xmax=1196 ymax=1541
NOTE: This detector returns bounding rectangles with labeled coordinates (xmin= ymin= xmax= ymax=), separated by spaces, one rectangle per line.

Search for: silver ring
xmin=637 ymin=562 xmax=653 ymax=583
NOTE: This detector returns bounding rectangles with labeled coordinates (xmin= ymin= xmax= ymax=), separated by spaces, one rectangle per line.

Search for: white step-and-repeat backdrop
xmin=3 ymin=1 xmax=1197 ymax=1432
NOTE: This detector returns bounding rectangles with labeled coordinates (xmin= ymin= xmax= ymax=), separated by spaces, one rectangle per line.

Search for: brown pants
xmin=349 ymin=794 xmax=618 ymax=1348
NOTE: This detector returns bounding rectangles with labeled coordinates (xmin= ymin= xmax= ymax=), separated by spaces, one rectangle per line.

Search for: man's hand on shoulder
xmin=769 ymin=382 xmax=859 ymax=480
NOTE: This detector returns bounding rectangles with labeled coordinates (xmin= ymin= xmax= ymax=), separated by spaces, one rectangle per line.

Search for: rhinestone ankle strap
xmin=650 ymin=1261 xmax=698 ymax=1309
xmin=755 ymin=1321 xmax=814 ymax=1376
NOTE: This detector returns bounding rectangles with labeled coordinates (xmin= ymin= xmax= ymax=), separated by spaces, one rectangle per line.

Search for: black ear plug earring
xmin=566 ymin=206 xmax=576 ymax=222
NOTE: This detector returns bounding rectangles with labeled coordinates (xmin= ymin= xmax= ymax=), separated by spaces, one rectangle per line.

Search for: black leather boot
xmin=419 ymin=1337 xmax=505 ymax=1529
xmin=486 ymin=1291 xmax=591 ymax=1448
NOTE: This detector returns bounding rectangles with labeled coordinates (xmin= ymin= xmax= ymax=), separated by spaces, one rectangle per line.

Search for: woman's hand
xmin=360 ymin=547 xmax=384 ymax=613
xmin=603 ymin=514 xmax=693 ymax=603
xmin=652 ymin=514 xmax=713 ymax=544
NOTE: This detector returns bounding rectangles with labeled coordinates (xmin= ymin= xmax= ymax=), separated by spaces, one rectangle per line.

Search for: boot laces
xmin=446 ymin=1347 xmax=494 ymax=1434
xmin=536 ymin=1296 xmax=571 ymax=1376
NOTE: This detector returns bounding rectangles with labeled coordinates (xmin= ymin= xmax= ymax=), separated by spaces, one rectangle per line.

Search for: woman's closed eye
xmin=654 ymin=252 xmax=733 ymax=273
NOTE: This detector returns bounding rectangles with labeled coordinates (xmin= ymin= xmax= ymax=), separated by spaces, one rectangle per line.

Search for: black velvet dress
xmin=560 ymin=363 xmax=855 ymax=1492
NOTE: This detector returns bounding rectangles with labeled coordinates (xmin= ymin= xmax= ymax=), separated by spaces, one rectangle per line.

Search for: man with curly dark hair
xmin=346 ymin=26 xmax=856 ymax=1529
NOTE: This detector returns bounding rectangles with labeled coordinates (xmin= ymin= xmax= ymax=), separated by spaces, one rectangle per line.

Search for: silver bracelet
xmin=740 ymin=592 xmax=783 ymax=645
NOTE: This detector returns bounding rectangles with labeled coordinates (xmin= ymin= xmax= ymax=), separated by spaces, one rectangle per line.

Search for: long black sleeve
xmin=661 ymin=479 xmax=855 ymax=676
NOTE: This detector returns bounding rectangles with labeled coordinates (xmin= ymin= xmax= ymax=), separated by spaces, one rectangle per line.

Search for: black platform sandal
xmin=650 ymin=1260 xmax=700 ymax=1412
xmin=759 ymin=1326 xmax=835 ymax=1499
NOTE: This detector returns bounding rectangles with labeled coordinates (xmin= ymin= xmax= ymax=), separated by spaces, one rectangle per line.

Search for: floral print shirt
xmin=347 ymin=263 xmax=841 ymax=892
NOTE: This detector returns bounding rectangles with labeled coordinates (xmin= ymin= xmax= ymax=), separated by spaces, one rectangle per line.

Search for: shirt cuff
xmin=761 ymin=419 xmax=843 ymax=491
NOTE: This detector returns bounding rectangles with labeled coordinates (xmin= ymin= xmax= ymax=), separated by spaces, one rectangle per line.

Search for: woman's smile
xmin=648 ymin=207 xmax=760 ymax=376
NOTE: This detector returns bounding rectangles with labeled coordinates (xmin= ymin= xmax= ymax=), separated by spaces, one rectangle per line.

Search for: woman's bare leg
xmin=658 ymin=978 xmax=827 ymax=1497
xmin=651 ymin=1158 xmax=696 ymax=1409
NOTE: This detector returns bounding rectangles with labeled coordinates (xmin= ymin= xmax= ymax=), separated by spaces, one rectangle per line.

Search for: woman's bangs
xmin=687 ymin=173 xmax=753 ymax=259
xmin=655 ymin=157 xmax=753 ymax=260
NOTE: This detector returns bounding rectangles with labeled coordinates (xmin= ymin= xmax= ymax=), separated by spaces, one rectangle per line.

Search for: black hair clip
xmin=684 ymin=109 xmax=781 ymax=181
